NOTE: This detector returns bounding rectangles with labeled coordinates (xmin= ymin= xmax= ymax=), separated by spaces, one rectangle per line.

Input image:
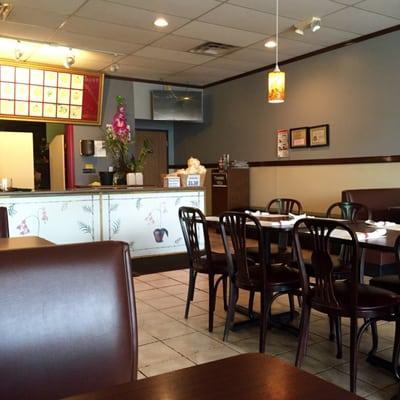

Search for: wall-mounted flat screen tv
xmin=152 ymin=90 xmax=203 ymax=122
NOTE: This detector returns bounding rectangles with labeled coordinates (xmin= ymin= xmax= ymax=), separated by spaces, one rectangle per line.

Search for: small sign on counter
xmin=163 ymin=176 xmax=181 ymax=188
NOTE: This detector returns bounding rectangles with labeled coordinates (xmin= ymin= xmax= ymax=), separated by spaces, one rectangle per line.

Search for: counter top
xmin=0 ymin=186 xmax=205 ymax=197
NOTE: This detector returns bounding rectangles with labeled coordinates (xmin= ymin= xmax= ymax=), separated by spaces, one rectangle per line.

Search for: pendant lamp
xmin=268 ymin=0 xmax=285 ymax=103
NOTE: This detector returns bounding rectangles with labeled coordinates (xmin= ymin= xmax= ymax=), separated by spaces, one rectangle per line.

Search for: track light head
xmin=310 ymin=17 xmax=321 ymax=32
xmin=294 ymin=26 xmax=304 ymax=35
xmin=109 ymin=63 xmax=120 ymax=72
xmin=64 ymin=53 xmax=75 ymax=68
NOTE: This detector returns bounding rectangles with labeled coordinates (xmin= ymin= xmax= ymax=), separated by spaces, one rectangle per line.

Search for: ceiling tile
xmin=104 ymin=0 xmax=222 ymax=19
xmin=355 ymin=0 xmax=400 ymax=19
xmin=76 ymin=0 xmax=189 ymax=33
xmin=51 ymin=31 xmax=143 ymax=54
xmin=174 ymin=21 xmax=266 ymax=47
xmin=0 ymin=21 xmax=55 ymax=42
xmin=133 ymin=47 xmax=214 ymax=65
xmin=201 ymin=57 xmax=265 ymax=72
xmin=330 ymin=0 xmax=364 ymax=5
xmin=225 ymin=47 xmax=282 ymax=65
xmin=8 ymin=6 xmax=67 ymax=29
xmin=10 ymin=0 xmax=86 ymax=15
xmin=280 ymin=26 xmax=360 ymax=46
xmin=151 ymin=35 xmax=205 ymax=52
xmin=323 ymin=7 xmax=399 ymax=34
xmin=199 ymin=3 xmax=296 ymax=35
xmin=251 ymin=37 xmax=323 ymax=56
xmin=61 ymin=16 xmax=164 ymax=45
xmin=119 ymin=55 xmax=193 ymax=73
xmin=227 ymin=0 xmax=346 ymax=20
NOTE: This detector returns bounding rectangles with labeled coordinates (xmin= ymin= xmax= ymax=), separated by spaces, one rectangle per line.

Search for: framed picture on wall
xmin=309 ymin=124 xmax=329 ymax=147
xmin=289 ymin=127 xmax=308 ymax=148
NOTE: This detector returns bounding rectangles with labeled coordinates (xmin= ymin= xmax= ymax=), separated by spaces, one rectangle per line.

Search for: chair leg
xmin=208 ymin=273 xmax=216 ymax=332
xmin=184 ymin=269 xmax=196 ymax=319
xmin=369 ymin=320 xmax=378 ymax=357
xmin=328 ymin=315 xmax=335 ymax=341
xmin=392 ymin=319 xmax=400 ymax=380
xmin=259 ymin=291 xmax=273 ymax=353
xmin=288 ymin=293 xmax=295 ymax=321
xmin=295 ymin=302 xmax=311 ymax=367
xmin=335 ymin=316 xmax=342 ymax=359
xmin=350 ymin=317 xmax=360 ymax=393
xmin=223 ymin=282 xmax=238 ymax=342
xmin=248 ymin=290 xmax=255 ymax=320
xmin=222 ymin=275 xmax=228 ymax=311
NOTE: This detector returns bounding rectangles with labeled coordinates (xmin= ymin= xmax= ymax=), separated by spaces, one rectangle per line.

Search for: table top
xmin=62 ymin=354 xmax=361 ymax=400
xmin=207 ymin=215 xmax=400 ymax=252
xmin=0 ymin=236 xmax=54 ymax=251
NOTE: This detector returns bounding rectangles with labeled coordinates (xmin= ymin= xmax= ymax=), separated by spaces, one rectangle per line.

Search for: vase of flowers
xmin=105 ymin=96 xmax=131 ymax=184
xmin=105 ymin=96 xmax=153 ymax=185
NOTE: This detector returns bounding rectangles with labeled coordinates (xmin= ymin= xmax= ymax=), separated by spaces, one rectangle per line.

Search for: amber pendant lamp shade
xmin=268 ymin=67 xmax=285 ymax=103
xmin=268 ymin=0 xmax=285 ymax=103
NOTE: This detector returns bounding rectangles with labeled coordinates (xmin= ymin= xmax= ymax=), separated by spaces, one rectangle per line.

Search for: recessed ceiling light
xmin=109 ymin=63 xmax=120 ymax=72
xmin=264 ymin=40 xmax=276 ymax=49
xmin=154 ymin=17 xmax=168 ymax=27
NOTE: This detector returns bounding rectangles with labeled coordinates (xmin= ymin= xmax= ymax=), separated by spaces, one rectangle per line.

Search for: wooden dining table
xmin=0 ymin=236 xmax=54 ymax=251
xmin=62 ymin=354 xmax=362 ymax=400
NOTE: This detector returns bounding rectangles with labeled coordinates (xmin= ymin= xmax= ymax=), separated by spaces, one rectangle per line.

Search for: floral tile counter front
xmin=0 ymin=188 xmax=205 ymax=257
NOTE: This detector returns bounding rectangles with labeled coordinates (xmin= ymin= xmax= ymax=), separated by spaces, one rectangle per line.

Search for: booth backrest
xmin=342 ymin=188 xmax=400 ymax=221
xmin=0 ymin=241 xmax=137 ymax=400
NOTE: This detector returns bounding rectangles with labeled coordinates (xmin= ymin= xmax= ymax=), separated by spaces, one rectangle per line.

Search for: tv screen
xmin=152 ymin=90 xmax=203 ymax=122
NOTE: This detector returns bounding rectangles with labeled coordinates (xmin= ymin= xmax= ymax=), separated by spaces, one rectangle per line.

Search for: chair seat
xmin=194 ymin=252 xmax=228 ymax=274
xmin=312 ymin=281 xmax=400 ymax=316
xmin=238 ymin=263 xmax=299 ymax=291
xmin=370 ymin=275 xmax=400 ymax=294
xmin=246 ymin=244 xmax=292 ymax=263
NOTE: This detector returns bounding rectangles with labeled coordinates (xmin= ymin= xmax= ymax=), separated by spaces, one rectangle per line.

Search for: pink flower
xmin=17 ymin=219 xmax=30 ymax=235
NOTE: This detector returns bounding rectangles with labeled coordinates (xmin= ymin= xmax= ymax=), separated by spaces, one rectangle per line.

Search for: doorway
xmin=135 ymin=129 xmax=168 ymax=186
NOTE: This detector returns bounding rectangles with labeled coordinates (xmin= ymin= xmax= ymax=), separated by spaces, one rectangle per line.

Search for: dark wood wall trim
xmin=169 ymin=155 xmax=400 ymax=169
xmin=203 ymin=24 xmax=400 ymax=89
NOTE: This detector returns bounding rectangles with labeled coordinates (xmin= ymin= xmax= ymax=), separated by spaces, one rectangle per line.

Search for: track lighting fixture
xmin=64 ymin=49 xmax=75 ymax=68
xmin=14 ymin=40 xmax=23 ymax=60
xmin=109 ymin=63 xmax=120 ymax=72
xmin=310 ymin=17 xmax=321 ymax=32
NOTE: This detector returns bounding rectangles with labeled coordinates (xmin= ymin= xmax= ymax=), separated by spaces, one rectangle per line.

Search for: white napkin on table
xmin=356 ymin=228 xmax=387 ymax=240
xmin=365 ymin=220 xmax=396 ymax=227
xmin=270 ymin=213 xmax=307 ymax=226
xmin=245 ymin=210 xmax=270 ymax=217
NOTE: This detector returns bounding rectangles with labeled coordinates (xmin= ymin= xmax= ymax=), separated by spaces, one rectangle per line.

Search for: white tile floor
xmin=134 ymin=269 xmax=399 ymax=399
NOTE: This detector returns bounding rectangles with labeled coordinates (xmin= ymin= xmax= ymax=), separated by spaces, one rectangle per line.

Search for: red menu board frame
xmin=0 ymin=59 xmax=104 ymax=125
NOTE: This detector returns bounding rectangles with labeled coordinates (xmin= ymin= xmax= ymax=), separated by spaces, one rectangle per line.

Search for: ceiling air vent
xmin=189 ymin=42 xmax=238 ymax=56
xmin=0 ymin=2 xmax=12 ymax=21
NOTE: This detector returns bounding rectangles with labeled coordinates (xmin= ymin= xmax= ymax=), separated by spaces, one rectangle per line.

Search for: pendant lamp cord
xmin=275 ymin=0 xmax=279 ymax=69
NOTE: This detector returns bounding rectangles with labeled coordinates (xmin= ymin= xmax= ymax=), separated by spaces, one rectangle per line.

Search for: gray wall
xmin=174 ymin=30 xmax=400 ymax=164
xmin=74 ymin=77 xmax=134 ymax=185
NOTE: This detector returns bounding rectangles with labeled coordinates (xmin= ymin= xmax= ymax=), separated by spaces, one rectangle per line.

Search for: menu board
xmin=0 ymin=61 xmax=103 ymax=125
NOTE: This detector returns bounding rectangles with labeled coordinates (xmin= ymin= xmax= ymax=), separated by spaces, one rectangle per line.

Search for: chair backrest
xmin=293 ymin=218 xmax=359 ymax=312
xmin=267 ymin=198 xmax=303 ymax=215
xmin=326 ymin=202 xmax=371 ymax=221
xmin=179 ymin=206 xmax=212 ymax=270
xmin=0 ymin=206 xmax=9 ymax=238
xmin=0 ymin=241 xmax=137 ymax=400
xmin=219 ymin=212 xmax=266 ymax=288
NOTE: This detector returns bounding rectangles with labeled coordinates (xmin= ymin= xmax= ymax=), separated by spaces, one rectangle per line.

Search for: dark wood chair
xmin=326 ymin=201 xmax=371 ymax=221
xmin=370 ymin=235 xmax=400 ymax=294
xmin=0 ymin=206 xmax=9 ymax=238
xmin=293 ymin=218 xmax=400 ymax=393
xmin=179 ymin=206 xmax=228 ymax=332
xmin=267 ymin=198 xmax=303 ymax=215
xmin=0 ymin=241 xmax=137 ymax=400
xmin=219 ymin=211 xmax=300 ymax=352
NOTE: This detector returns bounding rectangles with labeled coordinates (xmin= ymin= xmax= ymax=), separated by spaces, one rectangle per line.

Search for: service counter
xmin=0 ymin=187 xmax=205 ymax=258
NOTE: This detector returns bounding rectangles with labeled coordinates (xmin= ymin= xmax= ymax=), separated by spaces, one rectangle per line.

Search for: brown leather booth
xmin=0 ymin=241 xmax=137 ymax=400
xmin=342 ymin=188 xmax=400 ymax=275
